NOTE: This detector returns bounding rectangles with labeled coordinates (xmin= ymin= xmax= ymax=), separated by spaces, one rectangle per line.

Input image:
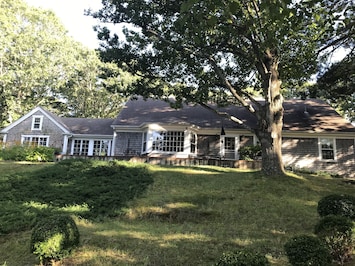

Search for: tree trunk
xmin=256 ymin=49 xmax=285 ymax=176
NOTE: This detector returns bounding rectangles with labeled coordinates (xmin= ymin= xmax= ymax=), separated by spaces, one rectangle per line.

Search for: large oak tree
xmin=92 ymin=0 xmax=345 ymax=175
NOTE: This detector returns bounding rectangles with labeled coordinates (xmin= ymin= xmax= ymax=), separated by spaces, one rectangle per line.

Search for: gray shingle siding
xmin=115 ymin=132 xmax=142 ymax=155
xmin=4 ymin=110 xmax=64 ymax=147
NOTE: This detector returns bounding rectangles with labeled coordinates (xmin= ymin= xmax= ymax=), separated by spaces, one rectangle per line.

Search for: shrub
xmin=314 ymin=215 xmax=353 ymax=264
xmin=215 ymin=249 xmax=270 ymax=266
xmin=284 ymin=235 xmax=332 ymax=266
xmin=30 ymin=214 xmax=80 ymax=265
xmin=239 ymin=145 xmax=261 ymax=160
xmin=0 ymin=145 xmax=56 ymax=162
xmin=317 ymin=194 xmax=355 ymax=220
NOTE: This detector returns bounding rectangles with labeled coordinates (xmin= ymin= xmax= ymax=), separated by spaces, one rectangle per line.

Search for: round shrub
xmin=314 ymin=215 xmax=353 ymax=264
xmin=215 ymin=249 xmax=270 ymax=266
xmin=284 ymin=235 xmax=332 ymax=266
xmin=317 ymin=194 xmax=355 ymax=220
xmin=30 ymin=214 xmax=80 ymax=265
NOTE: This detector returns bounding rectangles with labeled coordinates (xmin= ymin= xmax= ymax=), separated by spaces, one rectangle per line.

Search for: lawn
xmin=0 ymin=160 xmax=354 ymax=265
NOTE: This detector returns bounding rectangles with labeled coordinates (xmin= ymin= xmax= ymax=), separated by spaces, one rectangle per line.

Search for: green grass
xmin=0 ymin=161 xmax=354 ymax=265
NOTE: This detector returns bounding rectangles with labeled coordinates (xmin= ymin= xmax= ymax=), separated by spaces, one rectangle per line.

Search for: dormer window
xmin=31 ymin=115 xmax=43 ymax=130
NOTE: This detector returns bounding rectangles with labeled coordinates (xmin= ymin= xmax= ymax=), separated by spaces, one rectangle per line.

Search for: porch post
xmin=111 ymin=131 xmax=117 ymax=156
xmin=62 ymin=135 xmax=69 ymax=154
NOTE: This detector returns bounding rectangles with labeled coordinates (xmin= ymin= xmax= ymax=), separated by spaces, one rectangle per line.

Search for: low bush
xmin=314 ymin=215 xmax=353 ymax=264
xmin=0 ymin=145 xmax=56 ymax=162
xmin=30 ymin=214 xmax=80 ymax=265
xmin=215 ymin=249 xmax=270 ymax=266
xmin=239 ymin=145 xmax=261 ymax=160
xmin=317 ymin=194 xmax=355 ymax=220
xmin=284 ymin=235 xmax=332 ymax=266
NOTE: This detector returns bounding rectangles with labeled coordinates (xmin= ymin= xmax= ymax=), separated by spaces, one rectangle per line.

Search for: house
xmin=1 ymin=97 xmax=355 ymax=177
xmin=0 ymin=106 xmax=114 ymax=157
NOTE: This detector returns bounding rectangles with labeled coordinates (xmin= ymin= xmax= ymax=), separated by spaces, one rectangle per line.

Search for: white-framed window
xmin=152 ymin=131 xmax=185 ymax=152
xmin=73 ymin=139 xmax=89 ymax=155
xmin=71 ymin=139 xmax=112 ymax=156
xmin=31 ymin=115 xmax=43 ymax=130
xmin=93 ymin=140 xmax=110 ymax=156
xmin=22 ymin=135 xmax=49 ymax=147
xmin=319 ymin=138 xmax=336 ymax=160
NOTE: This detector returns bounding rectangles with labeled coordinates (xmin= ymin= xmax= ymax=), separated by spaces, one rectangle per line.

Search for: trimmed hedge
xmin=317 ymin=194 xmax=355 ymax=220
xmin=284 ymin=235 xmax=332 ymax=266
xmin=30 ymin=214 xmax=80 ymax=265
xmin=215 ymin=249 xmax=270 ymax=266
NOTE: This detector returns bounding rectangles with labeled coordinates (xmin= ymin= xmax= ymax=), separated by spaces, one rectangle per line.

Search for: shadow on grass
xmin=0 ymin=159 xmax=153 ymax=234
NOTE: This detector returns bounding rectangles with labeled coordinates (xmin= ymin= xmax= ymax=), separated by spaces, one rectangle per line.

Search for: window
xmin=31 ymin=116 xmax=43 ymax=130
xmin=152 ymin=131 xmax=184 ymax=152
xmin=72 ymin=139 xmax=111 ymax=156
xmin=320 ymin=138 xmax=335 ymax=160
xmin=22 ymin=135 xmax=49 ymax=147
xmin=93 ymin=140 xmax=110 ymax=156
xmin=73 ymin=140 xmax=89 ymax=156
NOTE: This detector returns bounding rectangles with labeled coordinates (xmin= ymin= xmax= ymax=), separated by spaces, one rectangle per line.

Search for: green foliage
xmin=0 ymin=0 xmax=129 ymax=126
xmin=0 ymin=159 xmax=153 ymax=233
xmin=317 ymin=194 xmax=355 ymax=220
xmin=314 ymin=215 xmax=354 ymax=264
xmin=284 ymin=235 xmax=332 ymax=266
xmin=239 ymin=145 xmax=261 ymax=161
xmin=30 ymin=214 xmax=79 ymax=265
xmin=215 ymin=249 xmax=270 ymax=266
xmin=0 ymin=145 xmax=55 ymax=162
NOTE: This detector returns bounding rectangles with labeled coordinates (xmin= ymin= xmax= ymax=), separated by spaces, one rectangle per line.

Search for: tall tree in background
xmin=290 ymin=0 xmax=354 ymax=119
xmin=92 ymin=0 xmax=337 ymax=175
xmin=59 ymin=49 xmax=137 ymax=118
xmin=0 ymin=0 xmax=129 ymax=126
xmin=311 ymin=51 xmax=355 ymax=121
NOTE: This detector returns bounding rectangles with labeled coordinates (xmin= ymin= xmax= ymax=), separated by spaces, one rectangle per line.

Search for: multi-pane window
xmin=93 ymin=140 xmax=109 ymax=156
xmin=31 ymin=116 xmax=43 ymax=130
xmin=320 ymin=138 xmax=335 ymax=160
xmin=73 ymin=140 xmax=89 ymax=156
xmin=22 ymin=136 xmax=48 ymax=147
xmin=152 ymin=131 xmax=184 ymax=152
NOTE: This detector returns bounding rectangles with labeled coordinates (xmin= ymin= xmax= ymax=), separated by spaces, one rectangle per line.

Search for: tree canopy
xmin=92 ymin=0 xmax=346 ymax=175
xmin=0 ymin=0 xmax=132 ymax=126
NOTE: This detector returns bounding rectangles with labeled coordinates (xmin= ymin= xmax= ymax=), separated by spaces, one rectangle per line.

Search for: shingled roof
xmin=113 ymin=97 xmax=355 ymax=133
xmin=37 ymin=108 xmax=114 ymax=135
xmin=60 ymin=118 xmax=115 ymax=135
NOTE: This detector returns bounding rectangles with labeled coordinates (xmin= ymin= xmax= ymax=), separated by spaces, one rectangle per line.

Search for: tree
xmin=0 ymin=0 xmax=73 ymax=123
xmin=92 ymin=0 xmax=341 ymax=175
xmin=56 ymin=49 xmax=136 ymax=118
xmin=311 ymin=51 xmax=355 ymax=121
xmin=308 ymin=0 xmax=355 ymax=121
xmin=0 ymin=0 xmax=129 ymax=125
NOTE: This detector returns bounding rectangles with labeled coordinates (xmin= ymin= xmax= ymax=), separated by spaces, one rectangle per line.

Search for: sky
xmin=24 ymin=0 xmax=103 ymax=49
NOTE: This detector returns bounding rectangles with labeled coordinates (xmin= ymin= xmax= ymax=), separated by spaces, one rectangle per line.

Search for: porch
xmin=57 ymin=154 xmax=262 ymax=170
